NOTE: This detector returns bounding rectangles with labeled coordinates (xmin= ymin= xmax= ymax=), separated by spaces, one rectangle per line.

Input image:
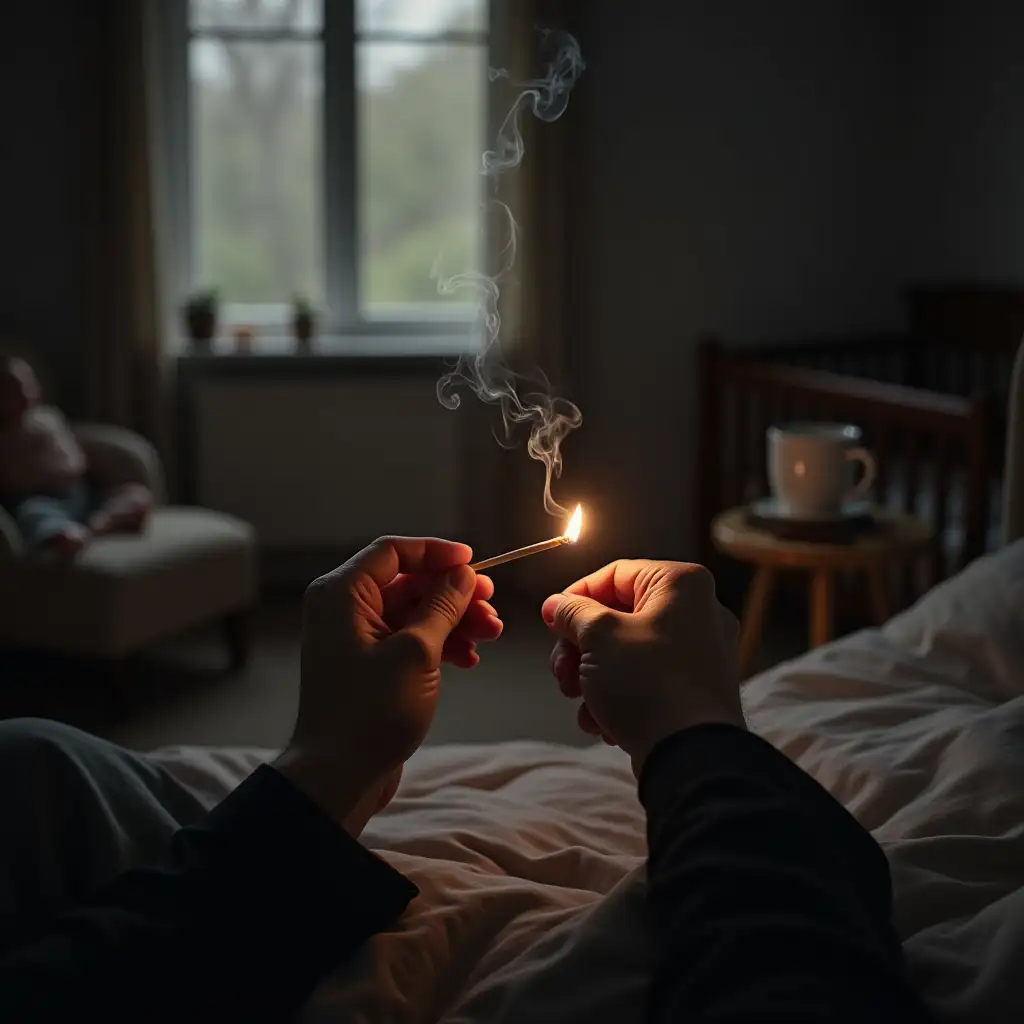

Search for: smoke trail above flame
xmin=434 ymin=29 xmax=585 ymax=516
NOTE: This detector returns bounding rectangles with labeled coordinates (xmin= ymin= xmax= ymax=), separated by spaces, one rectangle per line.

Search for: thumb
xmin=400 ymin=564 xmax=476 ymax=660
xmin=542 ymin=592 xmax=620 ymax=646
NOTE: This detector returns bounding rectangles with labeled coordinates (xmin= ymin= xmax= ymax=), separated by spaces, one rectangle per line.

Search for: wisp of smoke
xmin=434 ymin=29 xmax=585 ymax=517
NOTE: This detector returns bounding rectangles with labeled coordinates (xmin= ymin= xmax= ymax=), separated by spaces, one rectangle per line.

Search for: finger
xmin=579 ymin=703 xmax=616 ymax=746
xmin=386 ymin=587 xmax=499 ymax=641
xmin=541 ymin=591 xmax=621 ymax=645
xmin=549 ymin=640 xmax=582 ymax=698
xmin=382 ymin=571 xmax=493 ymax=617
xmin=452 ymin=601 xmax=503 ymax=642
xmin=343 ymin=537 xmax=474 ymax=589
xmin=399 ymin=564 xmax=477 ymax=661
xmin=441 ymin=636 xmax=480 ymax=668
xmin=475 ymin=574 xmax=495 ymax=603
xmin=393 ymin=598 xmax=500 ymax=641
xmin=577 ymin=702 xmax=603 ymax=737
xmin=553 ymin=560 xmax=714 ymax=618
xmin=559 ymin=560 xmax=662 ymax=610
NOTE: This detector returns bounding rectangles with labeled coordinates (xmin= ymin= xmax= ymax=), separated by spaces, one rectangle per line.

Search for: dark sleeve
xmin=640 ymin=724 xmax=933 ymax=1023
xmin=0 ymin=765 xmax=417 ymax=1023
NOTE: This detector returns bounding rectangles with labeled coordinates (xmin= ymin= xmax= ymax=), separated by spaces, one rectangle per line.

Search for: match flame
xmin=564 ymin=504 xmax=583 ymax=543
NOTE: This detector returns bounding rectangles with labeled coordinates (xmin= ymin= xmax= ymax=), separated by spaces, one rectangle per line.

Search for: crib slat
xmin=932 ymin=436 xmax=951 ymax=585
xmin=754 ymin=392 xmax=769 ymax=500
xmin=735 ymin=384 xmax=750 ymax=504
xmin=951 ymin=348 xmax=969 ymax=397
xmin=724 ymin=384 xmax=738 ymax=507
xmin=902 ymin=431 xmax=920 ymax=515
xmin=704 ymin=350 xmax=986 ymax=592
xmin=901 ymin=431 xmax=922 ymax=603
xmin=873 ymin=420 xmax=891 ymax=508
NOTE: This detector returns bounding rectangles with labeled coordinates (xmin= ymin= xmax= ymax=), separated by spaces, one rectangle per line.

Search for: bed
xmin=69 ymin=340 xmax=1024 ymax=1021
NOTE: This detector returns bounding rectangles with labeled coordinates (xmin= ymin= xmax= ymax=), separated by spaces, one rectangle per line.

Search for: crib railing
xmin=739 ymin=335 xmax=913 ymax=386
xmin=698 ymin=340 xmax=991 ymax=591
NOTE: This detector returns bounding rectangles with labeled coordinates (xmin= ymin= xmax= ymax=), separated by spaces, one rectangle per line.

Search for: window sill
xmin=174 ymin=331 xmax=479 ymax=359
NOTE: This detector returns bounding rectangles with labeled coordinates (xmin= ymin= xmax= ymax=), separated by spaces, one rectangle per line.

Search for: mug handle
xmin=843 ymin=447 xmax=877 ymax=504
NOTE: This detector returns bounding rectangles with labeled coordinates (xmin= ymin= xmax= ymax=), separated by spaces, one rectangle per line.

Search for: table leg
xmin=739 ymin=566 xmax=777 ymax=678
xmin=809 ymin=570 xmax=835 ymax=648
xmin=866 ymin=567 xmax=891 ymax=626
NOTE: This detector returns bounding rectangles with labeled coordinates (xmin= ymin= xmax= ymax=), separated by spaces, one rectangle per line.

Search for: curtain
xmin=85 ymin=0 xmax=170 ymax=453
xmin=1003 ymin=338 xmax=1024 ymax=546
xmin=462 ymin=0 xmax=586 ymax=595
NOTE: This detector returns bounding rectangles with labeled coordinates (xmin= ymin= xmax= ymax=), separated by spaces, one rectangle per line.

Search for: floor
xmin=0 ymin=596 xmax=809 ymax=755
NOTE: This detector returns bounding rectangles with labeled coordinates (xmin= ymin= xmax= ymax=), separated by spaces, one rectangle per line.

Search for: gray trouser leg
xmin=0 ymin=718 xmax=209 ymax=951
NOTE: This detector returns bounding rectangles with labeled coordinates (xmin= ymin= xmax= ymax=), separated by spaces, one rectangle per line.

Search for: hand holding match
xmin=470 ymin=505 xmax=583 ymax=571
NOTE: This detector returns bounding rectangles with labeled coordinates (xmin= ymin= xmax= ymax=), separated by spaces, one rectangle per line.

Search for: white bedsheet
xmin=154 ymin=541 xmax=1024 ymax=1023
xmin=743 ymin=541 xmax=1024 ymax=1023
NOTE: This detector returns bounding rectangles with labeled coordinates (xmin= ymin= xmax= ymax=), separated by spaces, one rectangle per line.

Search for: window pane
xmin=191 ymin=39 xmax=323 ymax=305
xmin=358 ymin=42 xmax=486 ymax=313
xmin=190 ymin=0 xmax=322 ymax=33
xmin=357 ymin=0 xmax=485 ymax=35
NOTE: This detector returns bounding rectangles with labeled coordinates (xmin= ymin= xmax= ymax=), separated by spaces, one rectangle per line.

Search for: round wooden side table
xmin=711 ymin=506 xmax=934 ymax=678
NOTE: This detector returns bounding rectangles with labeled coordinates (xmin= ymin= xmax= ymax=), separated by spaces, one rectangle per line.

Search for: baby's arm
xmin=34 ymin=407 xmax=87 ymax=483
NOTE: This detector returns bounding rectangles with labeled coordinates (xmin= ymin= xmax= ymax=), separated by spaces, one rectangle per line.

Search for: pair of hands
xmin=275 ymin=537 xmax=742 ymax=837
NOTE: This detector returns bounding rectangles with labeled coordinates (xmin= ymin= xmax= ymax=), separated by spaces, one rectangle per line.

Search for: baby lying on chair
xmin=0 ymin=357 xmax=152 ymax=558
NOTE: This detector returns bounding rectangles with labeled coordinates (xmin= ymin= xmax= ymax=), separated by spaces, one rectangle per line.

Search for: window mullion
xmin=324 ymin=0 xmax=358 ymax=331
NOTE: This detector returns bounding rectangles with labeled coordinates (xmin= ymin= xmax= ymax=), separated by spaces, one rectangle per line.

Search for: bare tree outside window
xmin=188 ymin=0 xmax=487 ymax=327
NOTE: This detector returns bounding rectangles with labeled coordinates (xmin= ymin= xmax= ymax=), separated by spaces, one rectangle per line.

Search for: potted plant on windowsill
xmin=292 ymin=294 xmax=316 ymax=351
xmin=184 ymin=289 xmax=219 ymax=350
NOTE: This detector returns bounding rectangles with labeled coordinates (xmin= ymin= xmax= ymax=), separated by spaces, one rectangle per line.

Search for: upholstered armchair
xmin=0 ymin=424 xmax=257 ymax=677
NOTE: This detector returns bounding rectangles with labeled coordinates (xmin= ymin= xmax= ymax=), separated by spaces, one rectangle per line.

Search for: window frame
xmin=168 ymin=0 xmax=489 ymax=341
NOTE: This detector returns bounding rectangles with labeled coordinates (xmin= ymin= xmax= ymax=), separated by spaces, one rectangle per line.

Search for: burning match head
xmin=564 ymin=504 xmax=583 ymax=543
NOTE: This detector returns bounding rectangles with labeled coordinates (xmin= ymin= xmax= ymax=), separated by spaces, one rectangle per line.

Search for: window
xmin=184 ymin=0 xmax=488 ymax=337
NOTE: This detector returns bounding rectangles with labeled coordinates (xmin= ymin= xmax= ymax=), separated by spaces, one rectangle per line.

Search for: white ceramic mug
xmin=767 ymin=423 xmax=876 ymax=516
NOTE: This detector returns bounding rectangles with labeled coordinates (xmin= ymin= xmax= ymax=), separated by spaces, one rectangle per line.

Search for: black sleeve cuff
xmin=205 ymin=765 xmax=418 ymax=932
xmin=638 ymin=724 xmax=891 ymax=906
xmin=0 ymin=764 xmax=421 ymax=1023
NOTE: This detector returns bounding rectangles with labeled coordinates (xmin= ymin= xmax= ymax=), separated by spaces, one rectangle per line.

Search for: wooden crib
xmin=698 ymin=286 xmax=1021 ymax=597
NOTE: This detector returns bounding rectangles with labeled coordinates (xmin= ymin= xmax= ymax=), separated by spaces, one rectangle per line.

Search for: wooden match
xmin=469 ymin=535 xmax=571 ymax=571
xmin=469 ymin=504 xmax=583 ymax=572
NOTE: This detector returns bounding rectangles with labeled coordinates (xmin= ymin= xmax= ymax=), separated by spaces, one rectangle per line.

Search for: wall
xmin=8 ymin=2 xmax=1023 ymax=568
xmin=900 ymin=1 xmax=1024 ymax=281
xmin=0 ymin=2 xmax=97 ymax=411
xmin=193 ymin=375 xmax=461 ymax=585
xmin=570 ymin=1 xmax=908 ymax=563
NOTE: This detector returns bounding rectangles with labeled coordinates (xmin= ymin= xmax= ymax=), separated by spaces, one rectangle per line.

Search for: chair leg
xmin=223 ymin=609 xmax=252 ymax=671
xmin=809 ymin=570 xmax=836 ymax=648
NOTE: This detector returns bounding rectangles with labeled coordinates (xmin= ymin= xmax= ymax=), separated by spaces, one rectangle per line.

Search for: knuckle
xmin=426 ymin=589 xmax=461 ymax=626
xmin=303 ymin=574 xmax=331 ymax=609
xmin=670 ymin=561 xmax=716 ymax=596
xmin=573 ymin=605 xmax=616 ymax=642
xmin=589 ymin=608 xmax=617 ymax=633
xmin=359 ymin=535 xmax=395 ymax=565
xmin=555 ymin=597 xmax=586 ymax=631
xmin=685 ymin=561 xmax=715 ymax=585
xmin=350 ymin=536 xmax=396 ymax=567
